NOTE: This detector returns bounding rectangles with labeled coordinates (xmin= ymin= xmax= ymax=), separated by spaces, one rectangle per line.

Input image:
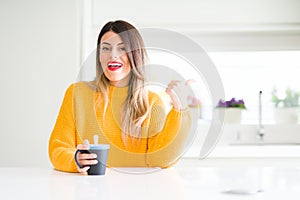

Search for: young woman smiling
xmin=48 ymin=20 xmax=192 ymax=173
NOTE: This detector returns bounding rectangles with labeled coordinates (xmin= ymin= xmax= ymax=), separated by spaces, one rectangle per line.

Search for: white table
xmin=1 ymin=159 xmax=300 ymax=200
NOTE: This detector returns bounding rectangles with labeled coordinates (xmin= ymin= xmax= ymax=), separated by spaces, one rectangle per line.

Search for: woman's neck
xmin=109 ymin=81 xmax=129 ymax=87
xmin=109 ymin=74 xmax=131 ymax=87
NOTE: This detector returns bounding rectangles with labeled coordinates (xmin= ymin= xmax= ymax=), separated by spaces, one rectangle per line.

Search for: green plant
xmin=271 ymin=87 xmax=300 ymax=108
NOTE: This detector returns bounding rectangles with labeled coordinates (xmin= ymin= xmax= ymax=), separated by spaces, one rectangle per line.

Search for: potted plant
xmin=271 ymin=87 xmax=299 ymax=124
xmin=215 ymin=98 xmax=246 ymax=124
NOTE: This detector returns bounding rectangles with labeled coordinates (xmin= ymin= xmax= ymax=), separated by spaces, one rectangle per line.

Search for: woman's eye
xmin=120 ymin=47 xmax=126 ymax=51
xmin=102 ymin=47 xmax=110 ymax=51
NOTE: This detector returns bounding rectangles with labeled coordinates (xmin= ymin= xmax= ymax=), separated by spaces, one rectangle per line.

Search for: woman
xmin=48 ymin=20 xmax=191 ymax=173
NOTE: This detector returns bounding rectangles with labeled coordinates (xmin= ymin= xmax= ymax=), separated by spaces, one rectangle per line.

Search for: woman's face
xmin=99 ymin=31 xmax=131 ymax=87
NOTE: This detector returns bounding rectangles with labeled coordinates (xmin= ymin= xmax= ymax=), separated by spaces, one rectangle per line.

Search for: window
xmin=209 ymin=51 xmax=300 ymax=124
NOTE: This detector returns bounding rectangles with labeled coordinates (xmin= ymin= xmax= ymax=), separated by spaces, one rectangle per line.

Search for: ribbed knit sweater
xmin=48 ymin=82 xmax=191 ymax=172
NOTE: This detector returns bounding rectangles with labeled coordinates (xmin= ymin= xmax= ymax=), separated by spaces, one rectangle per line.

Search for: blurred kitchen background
xmin=0 ymin=0 xmax=300 ymax=167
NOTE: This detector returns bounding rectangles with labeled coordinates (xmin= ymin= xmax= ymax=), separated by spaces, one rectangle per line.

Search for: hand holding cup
xmin=75 ymin=144 xmax=98 ymax=173
xmin=75 ymin=139 xmax=110 ymax=175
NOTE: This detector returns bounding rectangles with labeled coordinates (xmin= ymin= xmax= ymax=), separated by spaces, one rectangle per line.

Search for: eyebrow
xmin=101 ymin=42 xmax=124 ymax=46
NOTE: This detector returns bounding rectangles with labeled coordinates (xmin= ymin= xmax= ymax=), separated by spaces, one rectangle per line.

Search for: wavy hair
xmin=96 ymin=20 xmax=149 ymax=142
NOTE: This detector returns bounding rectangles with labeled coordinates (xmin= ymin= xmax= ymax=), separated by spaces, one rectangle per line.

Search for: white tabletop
xmin=1 ymin=160 xmax=300 ymax=200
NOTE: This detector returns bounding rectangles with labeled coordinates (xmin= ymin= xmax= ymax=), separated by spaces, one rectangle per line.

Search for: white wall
xmin=1 ymin=0 xmax=300 ymax=167
xmin=82 ymin=0 xmax=300 ymax=55
xmin=0 ymin=0 xmax=79 ymax=167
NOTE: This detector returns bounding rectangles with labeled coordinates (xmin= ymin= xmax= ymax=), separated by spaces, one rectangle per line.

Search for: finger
xmin=166 ymin=82 xmax=181 ymax=93
xmin=167 ymin=83 xmax=182 ymax=92
xmin=78 ymin=166 xmax=90 ymax=173
xmin=78 ymin=153 xmax=97 ymax=160
xmin=80 ymin=159 xmax=98 ymax=166
xmin=165 ymin=87 xmax=172 ymax=94
xmin=185 ymin=79 xmax=196 ymax=86
xmin=76 ymin=144 xmax=89 ymax=150
xmin=167 ymin=80 xmax=181 ymax=87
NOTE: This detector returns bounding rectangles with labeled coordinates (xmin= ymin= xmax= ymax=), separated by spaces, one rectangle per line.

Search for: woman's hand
xmin=166 ymin=80 xmax=194 ymax=111
xmin=75 ymin=144 xmax=98 ymax=173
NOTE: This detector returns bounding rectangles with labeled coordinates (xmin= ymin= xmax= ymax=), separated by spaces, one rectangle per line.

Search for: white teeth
xmin=108 ymin=63 xmax=122 ymax=67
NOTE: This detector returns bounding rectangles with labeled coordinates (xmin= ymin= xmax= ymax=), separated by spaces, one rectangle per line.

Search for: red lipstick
xmin=107 ymin=61 xmax=123 ymax=71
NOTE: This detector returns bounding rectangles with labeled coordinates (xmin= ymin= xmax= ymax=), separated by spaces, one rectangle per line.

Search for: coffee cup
xmin=75 ymin=144 xmax=110 ymax=175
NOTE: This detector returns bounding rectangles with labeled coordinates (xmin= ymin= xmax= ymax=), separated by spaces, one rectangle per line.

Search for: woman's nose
xmin=111 ymin=48 xmax=120 ymax=59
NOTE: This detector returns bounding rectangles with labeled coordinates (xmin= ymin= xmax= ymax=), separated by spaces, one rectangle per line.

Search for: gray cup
xmin=75 ymin=144 xmax=110 ymax=175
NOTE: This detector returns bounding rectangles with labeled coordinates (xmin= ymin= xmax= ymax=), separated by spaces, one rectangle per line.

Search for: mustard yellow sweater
xmin=48 ymin=82 xmax=191 ymax=172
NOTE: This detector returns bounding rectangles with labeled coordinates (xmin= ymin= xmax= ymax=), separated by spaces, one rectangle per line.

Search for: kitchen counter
xmin=209 ymin=145 xmax=300 ymax=158
xmin=1 ymin=158 xmax=300 ymax=200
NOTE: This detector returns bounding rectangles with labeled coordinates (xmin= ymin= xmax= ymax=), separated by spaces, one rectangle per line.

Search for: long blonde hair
xmin=95 ymin=20 xmax=149 ymax=141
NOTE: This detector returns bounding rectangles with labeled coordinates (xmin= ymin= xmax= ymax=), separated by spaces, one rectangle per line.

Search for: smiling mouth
xmin=107 ymin=61 xmax=122 ymax=71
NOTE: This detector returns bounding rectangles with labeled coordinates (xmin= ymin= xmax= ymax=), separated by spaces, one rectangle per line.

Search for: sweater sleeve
xmin=146 ymin=97 xmax=192 ymax=168
xmin=48 ymin=84 xmax=81 ymax=172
